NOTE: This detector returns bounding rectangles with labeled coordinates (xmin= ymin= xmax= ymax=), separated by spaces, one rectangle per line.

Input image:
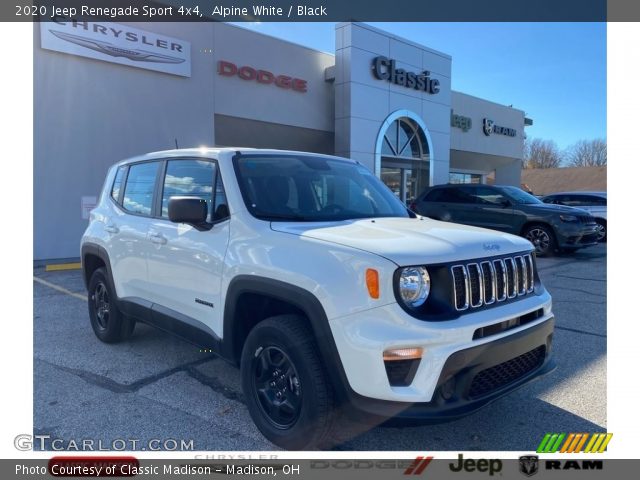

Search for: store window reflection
xmin=379 ymin=117 xmax=430 ymax=205
xmin=449 ymin=172 xmax=483 ymax=184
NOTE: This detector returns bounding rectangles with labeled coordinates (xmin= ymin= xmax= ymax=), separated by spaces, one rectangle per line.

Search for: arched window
xmin=381 ymin=117 xmax=429 ymax=161
xmin=375 ymin=111 xmax=432 ymax=205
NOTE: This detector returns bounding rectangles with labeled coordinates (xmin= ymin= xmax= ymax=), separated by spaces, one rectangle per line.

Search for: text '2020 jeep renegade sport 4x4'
xmin=81 ymin=148 xmax=555 ymax=449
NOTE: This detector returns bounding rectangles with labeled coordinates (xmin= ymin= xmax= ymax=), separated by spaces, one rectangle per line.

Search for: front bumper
xmin=345 ymin=316 xmax=555 ymax=422
xmin=327 ymin=294 xmax=554 ymax=421
xmin=555 ymin=222 xmax=599 ymax=248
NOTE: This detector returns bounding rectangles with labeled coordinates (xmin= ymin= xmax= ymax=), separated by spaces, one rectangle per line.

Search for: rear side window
xmin=122 ymin=162 xmax=160 ymax=216
xmin=110 ymin=166 xmax=126 ymax=204
xmin=554 ymin=194 xmax=607 ymax=207
xmin=571 ymin=195 xmax=607 ymax=207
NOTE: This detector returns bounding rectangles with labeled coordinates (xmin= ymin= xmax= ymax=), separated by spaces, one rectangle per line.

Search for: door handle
xmin=104 ymin=224 xmax=119 ymax=234
xmin=149 ymin=233 xmax=167 ymax=245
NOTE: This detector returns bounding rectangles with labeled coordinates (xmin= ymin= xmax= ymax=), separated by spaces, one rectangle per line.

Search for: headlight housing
xmin=559 ymin=214 xmax=579 ymax=222
xmin=398 ymin=266 xmax=431 ymax=308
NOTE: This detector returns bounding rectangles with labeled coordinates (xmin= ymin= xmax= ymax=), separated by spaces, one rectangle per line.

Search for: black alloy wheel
xmin=252 ymin=346 xmax=302 ymax=429
xmin=524 ymin=225 xmax=556 ymax=256
xmin=87 ymin=267 xmax=135 ymax=343
xmin=240 ymin=315 xmax=335 ymax=450
xmin=92 ymin=281 xmax=110 ymax=329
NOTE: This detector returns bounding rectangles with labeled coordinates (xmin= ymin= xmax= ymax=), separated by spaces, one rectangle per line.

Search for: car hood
xmin=522 ymin=203 xmax=590 ymax=215
xmin=271 ymin=217 xmax=533 ymax=266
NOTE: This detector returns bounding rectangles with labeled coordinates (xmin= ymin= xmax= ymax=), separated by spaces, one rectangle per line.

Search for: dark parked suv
xmin=411 ymin=184 xmax=599 ymax=256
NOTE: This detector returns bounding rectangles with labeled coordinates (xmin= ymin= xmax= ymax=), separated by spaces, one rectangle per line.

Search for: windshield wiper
xmin=255 ymin=213 xmax=312 ymax=222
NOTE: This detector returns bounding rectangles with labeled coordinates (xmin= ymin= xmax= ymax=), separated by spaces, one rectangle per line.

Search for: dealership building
xmin=35 ymin=21 xmax=531 ymax=261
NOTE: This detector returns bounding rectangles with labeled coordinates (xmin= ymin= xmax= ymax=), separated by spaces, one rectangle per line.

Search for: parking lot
xmin=33 ymin=244 xmax=606 ymax=451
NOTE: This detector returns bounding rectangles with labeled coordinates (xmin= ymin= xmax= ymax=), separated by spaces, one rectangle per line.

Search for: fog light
xmin=440 ymin=376 xmax=456 ymax=400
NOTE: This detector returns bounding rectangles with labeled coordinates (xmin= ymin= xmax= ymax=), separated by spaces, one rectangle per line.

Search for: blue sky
xmin=231 ymin=22 xmax=606 ymax=150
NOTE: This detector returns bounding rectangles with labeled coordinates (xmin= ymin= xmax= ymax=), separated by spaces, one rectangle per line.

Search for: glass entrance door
xmin=378 ymin=116 xmax=431 ymax=205
xmin=381 ymin=161 xmax=428 ymax=205
xmin=381 ymin=167 xmax=402 ymax=202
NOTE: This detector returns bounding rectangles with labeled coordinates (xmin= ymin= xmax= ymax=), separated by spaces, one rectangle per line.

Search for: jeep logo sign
xmin=372 ymin=56 xmax=440 ymax=94
xmin=217 ymin=60 xmax=307 ymax=93
xmin=451 ymin=110 xmax=472 ymax=132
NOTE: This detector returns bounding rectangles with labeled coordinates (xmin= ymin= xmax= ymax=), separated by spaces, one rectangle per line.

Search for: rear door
xmin=465 ymin=185 xmax=517 ymax=233
xmin=144 ymin=158 xmax=230 ymax=338
xmin=108 ymin=161 xmax=161 ymax=300
xmin=417 ymin=187 xmax=477 ymax=224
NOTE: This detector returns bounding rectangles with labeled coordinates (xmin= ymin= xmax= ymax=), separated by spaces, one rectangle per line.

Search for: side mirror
xmin=501 ymin=199 xmax=512 ymax=208
xmin=168 ymin=197 xmax=208 ymax=225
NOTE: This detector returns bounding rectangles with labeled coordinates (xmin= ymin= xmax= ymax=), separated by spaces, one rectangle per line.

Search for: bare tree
xmin=523 ymin=138 xmax=563 ymax=169
xmin=566 ymin=139 xmax=607 ymax=167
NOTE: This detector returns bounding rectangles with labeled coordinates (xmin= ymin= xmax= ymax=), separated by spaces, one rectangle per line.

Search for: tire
xmin=595 ymin=219 xmax=607 ymax=242
xmin=523 ymin=224 xmax=556 ymax=257
xmin=241 ymin=315 xmax=335 ymax=450
xmin=87 ymin=267 xmax=135 ymax=343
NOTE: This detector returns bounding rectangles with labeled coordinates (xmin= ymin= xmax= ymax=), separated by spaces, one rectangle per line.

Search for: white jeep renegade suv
xmin=81 ymin=148 xmax=555 ymax=449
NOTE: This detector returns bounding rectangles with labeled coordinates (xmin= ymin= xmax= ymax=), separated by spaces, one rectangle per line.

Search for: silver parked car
xmin=541 ymin=191 xmax=607 ymax=242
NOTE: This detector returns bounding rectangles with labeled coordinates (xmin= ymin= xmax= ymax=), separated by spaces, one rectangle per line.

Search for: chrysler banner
xmin=40 ymin=20 xmax=191 ymax=77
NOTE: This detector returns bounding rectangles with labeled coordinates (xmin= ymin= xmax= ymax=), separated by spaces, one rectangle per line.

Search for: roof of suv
xmin=114 ymin=148 xmax=358 ymax=167
xmin=425 ymin=183 xmax=515 ymax=190
xmin=542 ymin=191 xmax=606 ymax=197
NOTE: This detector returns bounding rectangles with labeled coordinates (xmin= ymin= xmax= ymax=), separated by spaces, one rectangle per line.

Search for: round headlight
xmin=398 ymin=266 xmax=430 ymax=308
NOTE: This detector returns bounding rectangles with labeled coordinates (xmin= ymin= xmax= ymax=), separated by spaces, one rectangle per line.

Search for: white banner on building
xmin=81 ymin=196 xmax=97 ymax=220
xmin=40 ymin=21 xmax=191 ymax=77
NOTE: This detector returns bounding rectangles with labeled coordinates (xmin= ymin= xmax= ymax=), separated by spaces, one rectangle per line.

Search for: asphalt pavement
xmin=33 ymin=244 xmax=607 ymax=451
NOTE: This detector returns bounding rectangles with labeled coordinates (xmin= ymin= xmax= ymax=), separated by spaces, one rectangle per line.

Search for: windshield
xmin=501 ymin=186 xmax=543 ymax=205
xmin=233 ymin=155 xmax=410 ymax=221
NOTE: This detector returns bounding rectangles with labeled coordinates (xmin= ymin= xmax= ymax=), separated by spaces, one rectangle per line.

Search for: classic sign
xmin=372 ymin=56 xmax=440 ymax=94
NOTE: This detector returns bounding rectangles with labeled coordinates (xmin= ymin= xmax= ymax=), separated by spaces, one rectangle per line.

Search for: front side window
xmin=122 ymin=162 xmax=160 ymax=215
xmin=161 ymin=159 xmax=229 ymax=223
xmin=162 ymin=160 xmax=215 ymax=220
xmin=500 ymin=186 xmax=543 ymax=205
xmin=234 ymin=155 xmax=409 ymax=221
xmin=426 ymin=188 xmax=473 ymax=204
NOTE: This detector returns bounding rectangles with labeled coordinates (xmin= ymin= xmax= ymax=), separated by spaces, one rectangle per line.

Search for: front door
xmin=144 ymin=158 xmax=230 ymax=338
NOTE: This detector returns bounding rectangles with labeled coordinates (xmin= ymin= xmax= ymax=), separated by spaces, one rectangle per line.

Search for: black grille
xmin=452 ymin=266 xmax=467 ymax=310
xmin=494 ymin=260 xmax=506 ymax=301
xmin=580 ymin=233 xmax=599 ymax=244
xmin=468 ymin=345 xmax=546 ymax=398
xmin=515 ymin=257 xmax=526 ymax=294
xmin=451 ymin=253 xmax=535 ymax=312
xmin=579 ymin=215 xmax=596 ymax=224
xmin=468 ymin=264 xmax=482 ymax=307
xmin=481 ymin=262 xmax=495 ymax=304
